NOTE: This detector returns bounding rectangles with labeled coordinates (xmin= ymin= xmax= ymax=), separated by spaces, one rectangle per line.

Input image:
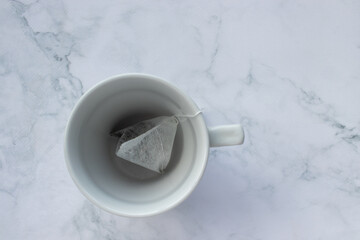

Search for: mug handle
xmin=208 ymin=124 xmax=245 ymax=147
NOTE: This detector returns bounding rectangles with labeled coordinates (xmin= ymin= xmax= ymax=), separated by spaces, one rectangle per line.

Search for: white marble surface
xmin=1 ymin=0 xmax=360 ymax=239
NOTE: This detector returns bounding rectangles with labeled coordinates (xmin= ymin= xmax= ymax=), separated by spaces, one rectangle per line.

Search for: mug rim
xmin=64 ymin=73 xmax=209 ymax=217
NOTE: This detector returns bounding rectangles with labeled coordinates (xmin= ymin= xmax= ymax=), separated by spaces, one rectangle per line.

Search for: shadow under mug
xmin=64 ymin=73 xmax=244 ymax=217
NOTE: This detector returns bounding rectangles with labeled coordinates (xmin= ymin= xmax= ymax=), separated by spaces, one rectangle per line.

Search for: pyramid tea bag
xmin=111 ymin=116 xmax=179 ymax=173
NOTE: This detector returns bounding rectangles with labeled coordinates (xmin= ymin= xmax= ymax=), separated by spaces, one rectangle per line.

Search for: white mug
xmin=64 ymin=73 xmax=244 ymax=217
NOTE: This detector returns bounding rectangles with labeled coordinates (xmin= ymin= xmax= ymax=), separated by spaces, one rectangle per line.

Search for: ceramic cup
xmin=64 ymin=73 xmax=244 ymax=217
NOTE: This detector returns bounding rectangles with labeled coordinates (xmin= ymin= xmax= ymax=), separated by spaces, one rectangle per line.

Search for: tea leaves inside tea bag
xmin=111 ymin=116 xmax=179 ymax=173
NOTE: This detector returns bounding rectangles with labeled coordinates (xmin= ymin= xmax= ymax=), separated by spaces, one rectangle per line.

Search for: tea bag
xmin=111 ymin=116 xmax=179 ymax=173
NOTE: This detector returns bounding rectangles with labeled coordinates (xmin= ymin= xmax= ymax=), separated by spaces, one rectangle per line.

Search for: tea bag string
xmin=175 ymin=109 xmax=203 ymax=123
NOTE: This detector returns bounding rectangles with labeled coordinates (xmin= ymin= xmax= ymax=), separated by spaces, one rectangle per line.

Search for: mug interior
xmin=65 ymin=74 xmax=209 ymax=216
